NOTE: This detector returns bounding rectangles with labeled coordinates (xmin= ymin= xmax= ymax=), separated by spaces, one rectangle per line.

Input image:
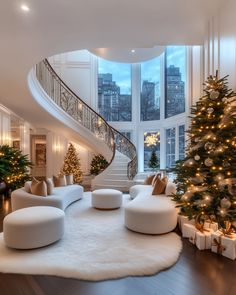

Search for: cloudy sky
xmin=98 ymin=46 xmax=186 ymax=95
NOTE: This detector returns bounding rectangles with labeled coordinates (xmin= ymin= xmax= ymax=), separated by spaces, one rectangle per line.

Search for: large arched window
xmin=96 ymin=46 xmax=192 ymax=170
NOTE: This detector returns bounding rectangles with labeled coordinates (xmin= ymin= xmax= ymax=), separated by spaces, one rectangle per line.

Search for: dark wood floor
xmin=0 ymin=195 xmax=235 ymax=295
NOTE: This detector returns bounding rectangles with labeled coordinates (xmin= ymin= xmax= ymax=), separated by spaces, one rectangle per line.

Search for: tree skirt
xmin=0 ymin=193 xmax=182 ymax=281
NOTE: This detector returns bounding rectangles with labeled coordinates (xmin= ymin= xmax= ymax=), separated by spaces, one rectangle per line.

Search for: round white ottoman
xmin=124 ymin=195 xmax=178 ymax=234
xmin=3 ymin=206 xmax=65 ymax=249
xmin=92 ymin=189 xmax=123 ymax=209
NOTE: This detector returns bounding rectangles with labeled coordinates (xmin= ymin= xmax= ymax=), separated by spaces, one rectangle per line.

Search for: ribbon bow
xmin=212 ymin=237 xmax=226 ymax=255
xmin=221 ymin=221 xmax=234 ymax=238
xmin=195 ymin=222 xmax=210 ymax=233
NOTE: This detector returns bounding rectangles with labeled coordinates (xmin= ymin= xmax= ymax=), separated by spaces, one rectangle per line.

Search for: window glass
xmin=179 ymin=125 xmax=185 ymax=160
xmin=166 ymin=128 xmax=176 ymax=168
xmin=144 ymin=131 xmax=160 ymax=171
xmin=165 ymin=46 xmax=186 ymax=118
xmin=140 ymin=57 xmax=161 ymax=121
xmin=98 ymin=58 xmax=132 ymax=121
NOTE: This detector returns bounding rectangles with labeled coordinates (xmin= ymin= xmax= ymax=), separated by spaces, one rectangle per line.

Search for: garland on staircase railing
xmin=35 ymin=59 xmax=138 ymax=179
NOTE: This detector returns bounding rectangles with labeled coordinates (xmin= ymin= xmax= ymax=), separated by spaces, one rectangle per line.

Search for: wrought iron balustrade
xmin=36 ymin=59 xmax=137 ymax=179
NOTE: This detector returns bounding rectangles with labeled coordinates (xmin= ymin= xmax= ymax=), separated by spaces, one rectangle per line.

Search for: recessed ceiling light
xmin=131 ymin=49 xmax=135 ymax=53
xmin=21 ymin=4 xmax=30 ymax=12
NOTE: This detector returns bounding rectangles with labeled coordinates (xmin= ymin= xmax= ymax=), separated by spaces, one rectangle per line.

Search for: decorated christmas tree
xmin=148 ymin=150 xmax=159 ymax=171
xmin=60 ymin=143 xmax=83 ymax=183
xmin=0 ymin=145 xmax=32 ymax=192
xmin=90 ymin=154 xmax=108 ymax=175
xmin=173 ymin=72 xmax=236 ymax=231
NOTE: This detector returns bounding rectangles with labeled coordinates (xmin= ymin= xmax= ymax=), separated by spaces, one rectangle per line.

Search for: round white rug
xmin=0 ymin=193 xmax=182 ymax=281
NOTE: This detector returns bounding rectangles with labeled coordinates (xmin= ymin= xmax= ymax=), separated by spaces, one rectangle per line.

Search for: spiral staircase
xmin=31 ymin=59 xmax=137 ymax=192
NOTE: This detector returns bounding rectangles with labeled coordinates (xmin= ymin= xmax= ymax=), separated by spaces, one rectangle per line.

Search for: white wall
xmin=0 ymin=105 xmax=11 ymax=145
xmin=49 ymin=50 xmax=97 ymax=109
xmin=204 ymin=0 xmax=236 ymax=90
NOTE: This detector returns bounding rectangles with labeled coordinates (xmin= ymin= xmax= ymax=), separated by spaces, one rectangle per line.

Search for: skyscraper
xmin=165 ymin=65 xmax=185 ymax=118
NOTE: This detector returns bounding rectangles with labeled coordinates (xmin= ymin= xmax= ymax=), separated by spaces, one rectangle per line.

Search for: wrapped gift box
xmin=195 ymin=229 xmax=213 ymax=250
xmin=182 ymin=223 xmax=197 ymax=241
xmin=204 ymin=220 xmax=218 ymax=232
xmin=178 ymin=215 xmax=195 ymax=232
xmin=211 ymin=231 xmax=236 ymax=260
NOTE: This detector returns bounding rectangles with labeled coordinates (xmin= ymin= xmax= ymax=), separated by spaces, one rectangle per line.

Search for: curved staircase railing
xmin=35 ymin=59 xmax=137 ymax=179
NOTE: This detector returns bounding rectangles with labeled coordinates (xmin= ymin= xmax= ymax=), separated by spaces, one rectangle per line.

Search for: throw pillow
xmin=151 ymin=173 xmax=162 ymax=186
xmin=45 ymin=178 xmax=54 ymax=195
xmin=24 ymin=181 xmax=32 ymax=193
xmin=31 ymin=178 xmax=47 ymax=197
xmin=162 ymin=176 xmax=168 ymax=184
xmin=144 ymin=174 xmax=155 ymax=185
xmin=65 ymin=174 xmax=74 ymax=185
xmin=152 ymin=177 xmax=166 ymax=195
xmin=53 ymin=175 xmax=66 ymax=187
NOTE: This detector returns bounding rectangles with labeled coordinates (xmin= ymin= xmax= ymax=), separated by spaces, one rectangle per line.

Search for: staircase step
xmin=105 ymin=174 xmax=128 ymax=180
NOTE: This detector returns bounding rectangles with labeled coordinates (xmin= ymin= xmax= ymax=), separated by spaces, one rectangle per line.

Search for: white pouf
xmin=3 ymin=206 xmax=65 ymax=249
xmin=124 ymin=195 xmax=178 ymax=234
xmin=92 ymin=189 xmax=123 ymax=209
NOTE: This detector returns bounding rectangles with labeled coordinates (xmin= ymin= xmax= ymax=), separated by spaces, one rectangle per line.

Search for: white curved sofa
xmin=125 ymin=182 xmax=178 ymax=234
xmin=11 ymin=184 xmax=84 ymax=211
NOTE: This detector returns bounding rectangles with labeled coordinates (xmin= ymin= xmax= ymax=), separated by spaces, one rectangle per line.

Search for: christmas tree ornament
xmin=207 ymin=107 xmax=214 ymax=114
xmin=210 ymin=90 xmax=220 ymax=99
xmin=220 ymin=198 xmax=231 ymax=209
xmin=228 ymin=184 xmax=236 ymax=196
xmin=204 ymin=157 xmax=213 ymax=167
xmin=183 ymin=158 xmax=196 ymax=167
xmin=190 ymin=176 xmax=204 ymax=184
xmin=223 ymin=160 xmax=230 ymax=167
xmin=194 ymin=154 xmax=200 ymax=161
xmin=204 ymin=142 xmax=215 ymax=151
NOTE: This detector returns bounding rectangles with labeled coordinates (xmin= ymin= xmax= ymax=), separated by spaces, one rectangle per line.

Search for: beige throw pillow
xmin=24 ymin=181 xmax=32 ymax=193
xmin=45 ymin=178 xmax=54 ymax=195
xmin=151 ymin=173 xmax=162 ymax=186
xmin=53 ymin=175 xmax=66 ymax=187
xmin=65 ymin=174 xmax=74 ymax=185
xmin=31 ymin=178 xmax=47 ymax=197
xmin=144 ymin=175 xmax=155 ymax=185
xmin=152 ymin=177 xmax=167 ymax=195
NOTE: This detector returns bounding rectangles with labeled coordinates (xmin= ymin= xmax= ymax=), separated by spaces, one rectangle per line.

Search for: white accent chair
xmin=3 ymin=206 xmax=65 ymax=249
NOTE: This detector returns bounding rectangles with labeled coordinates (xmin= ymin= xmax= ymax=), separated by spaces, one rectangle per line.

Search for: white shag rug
xmin=0 ymin=193 xmax=182 ymax=281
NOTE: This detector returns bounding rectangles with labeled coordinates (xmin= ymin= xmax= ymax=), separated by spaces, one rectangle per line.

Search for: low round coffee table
xmin=91 ymin=189 xmax=123 ymax=209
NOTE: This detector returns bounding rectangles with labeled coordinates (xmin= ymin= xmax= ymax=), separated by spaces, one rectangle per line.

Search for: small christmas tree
xmin=60 ymin=143 xmax=83 ymax=183
xmin=172 ymin=72 xmax=236 ymax=231
xmin=90 ymin=154 xmax=108 ymax=175
xmin=148 ymin=150 xmax=159 ymax=171
xmin=0 ymin=145 xmax=32 ymax=192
